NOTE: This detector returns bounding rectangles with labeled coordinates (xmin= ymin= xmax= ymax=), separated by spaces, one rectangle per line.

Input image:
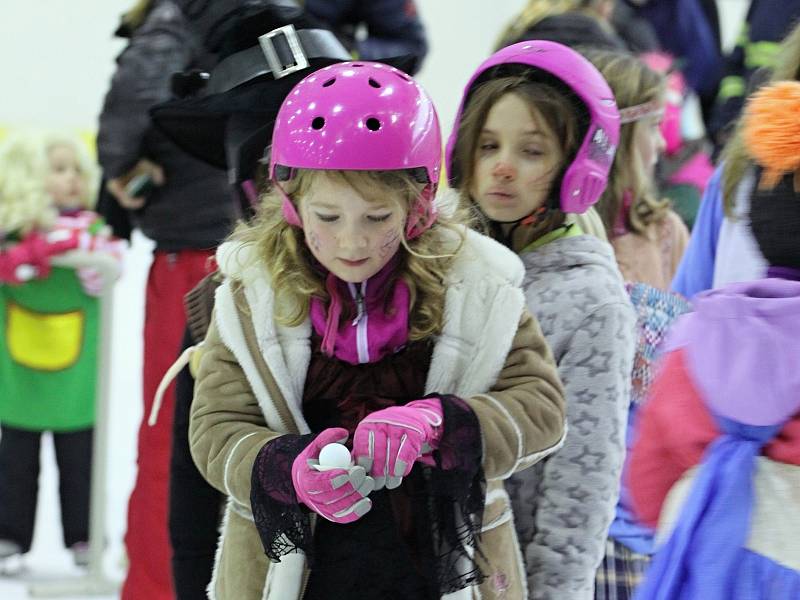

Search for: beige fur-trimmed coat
xmin=189 ymin=228 xmax=566 ymax=600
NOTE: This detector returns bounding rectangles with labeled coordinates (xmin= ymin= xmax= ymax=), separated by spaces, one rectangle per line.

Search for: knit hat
xmin=741 ymin=81 xmax=800 ymax=269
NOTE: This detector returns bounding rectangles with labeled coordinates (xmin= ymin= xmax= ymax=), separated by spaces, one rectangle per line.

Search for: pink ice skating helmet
xmin=445 ymin=41 xmax=620 ymax=214
xmin=270 ymin=61 xmax=442 ymax=238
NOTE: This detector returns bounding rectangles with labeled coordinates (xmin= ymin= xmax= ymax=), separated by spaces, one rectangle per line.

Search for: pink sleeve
xmin=628 ymin=349 xmax=718 ymax=528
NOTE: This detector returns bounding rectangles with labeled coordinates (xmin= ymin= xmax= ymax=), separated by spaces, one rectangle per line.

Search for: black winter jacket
xmin=97 ymin=0 xmax=238 ymax=250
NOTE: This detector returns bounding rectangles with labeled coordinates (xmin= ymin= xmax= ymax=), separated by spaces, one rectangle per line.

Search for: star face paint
xmin=300 ymin=175 xmax=405 ymax=283
xmin=379 ymin=229 xmax=401 ymax=258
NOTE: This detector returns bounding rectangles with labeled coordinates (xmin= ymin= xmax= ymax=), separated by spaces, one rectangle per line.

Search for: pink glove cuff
xmin=405 ymin=397 xmax=444 ymax=451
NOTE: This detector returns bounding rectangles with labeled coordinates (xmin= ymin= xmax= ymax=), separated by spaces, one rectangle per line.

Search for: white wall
xmin=0 ymin=0 xmax=527 ymax=134
xmin=414 ymin=0 xmax=527 ymax=140
xmin=0 ymin=0 xmax=131 ymax=131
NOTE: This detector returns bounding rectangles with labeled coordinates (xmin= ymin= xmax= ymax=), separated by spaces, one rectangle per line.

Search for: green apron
xmin=0 ymin=267 xmax=99 ymax=431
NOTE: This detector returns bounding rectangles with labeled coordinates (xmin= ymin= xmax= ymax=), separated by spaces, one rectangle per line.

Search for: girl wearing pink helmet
xmin=188 ymin=61 xmax=566 ymax=600
xmin=447 ymin=41 xmax=637 ymax=599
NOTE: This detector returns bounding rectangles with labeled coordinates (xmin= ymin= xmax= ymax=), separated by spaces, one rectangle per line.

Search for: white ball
xmin=318 ymin=443 xmax=352 ymax=469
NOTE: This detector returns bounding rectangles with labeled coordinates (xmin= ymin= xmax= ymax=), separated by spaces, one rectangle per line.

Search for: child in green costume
xmin=0 ymin=131 xmax=124 ymax=574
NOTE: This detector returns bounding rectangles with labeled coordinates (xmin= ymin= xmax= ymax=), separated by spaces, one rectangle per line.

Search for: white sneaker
xmin=0 ymin=540 xmax=24 ymax=576
xmin=70 ymin=541 xmax=90 ymax=568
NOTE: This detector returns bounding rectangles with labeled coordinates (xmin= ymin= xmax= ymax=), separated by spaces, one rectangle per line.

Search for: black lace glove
xmin=250 ymin=432 xmax=315 ymax=562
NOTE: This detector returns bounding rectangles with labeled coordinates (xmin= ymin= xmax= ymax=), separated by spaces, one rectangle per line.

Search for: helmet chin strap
xmin=478 ymin=192 xmax=557 ymax=249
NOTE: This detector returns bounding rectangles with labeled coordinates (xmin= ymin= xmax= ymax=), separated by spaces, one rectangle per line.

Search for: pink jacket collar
xmin=309 ymin=257 xmax=410 ymax=365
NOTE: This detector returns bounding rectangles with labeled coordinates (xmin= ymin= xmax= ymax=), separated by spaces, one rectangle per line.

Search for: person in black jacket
xmin=304 ymin=0 xmax=428 ymax=74
xmin=95 ymin=2 xmax=242 ymax=598
xmin=708 ymin=0 xmax=800 ymax=149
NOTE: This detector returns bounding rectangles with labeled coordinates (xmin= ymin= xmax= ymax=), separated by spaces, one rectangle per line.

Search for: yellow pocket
xmin=7 ymin=302 xmax=84 ymax=371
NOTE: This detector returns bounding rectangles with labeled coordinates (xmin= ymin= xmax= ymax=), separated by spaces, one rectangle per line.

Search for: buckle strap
xmin=207 ymin=25 xmax=349 ymax=94
xmin=260 ymin=24 xmax=309 ymax=78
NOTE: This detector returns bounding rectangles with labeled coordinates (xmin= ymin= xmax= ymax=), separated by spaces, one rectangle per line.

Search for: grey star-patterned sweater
xmin=506 ymin=234 xmax=636 ymax=600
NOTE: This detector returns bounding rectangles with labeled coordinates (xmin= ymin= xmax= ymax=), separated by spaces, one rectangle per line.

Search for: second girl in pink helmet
xmin=447 ymin=41 xmax=637 ymax=599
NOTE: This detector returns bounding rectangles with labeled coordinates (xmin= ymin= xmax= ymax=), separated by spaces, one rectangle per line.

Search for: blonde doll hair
xmin=0 ymin=132 xmax=55 ymax=236
xmin=582 ymin=49 xmax=670 ymax=237
xmin=230 ymin=169 xmax=466 ymax=341
xmin=0 ymin=130 xmax=98 ymax=238
xmin=721 ymin=21 xmax=800 ymax=216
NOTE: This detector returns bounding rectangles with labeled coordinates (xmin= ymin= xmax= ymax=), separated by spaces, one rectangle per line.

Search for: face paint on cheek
xmin=307 ymin=230 xmax=323 ymax=253
xmin=378 ymin=228 xmax=401 ymax=258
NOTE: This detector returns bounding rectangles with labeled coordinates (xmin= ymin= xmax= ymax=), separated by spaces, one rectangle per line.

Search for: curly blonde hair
xmin=230 ymin=169 xmax=466 ymax=341
xmin=582 ymin=49 xmax=670 ymax=237
xmin=0 ymin=130 xmax=98 ymax=238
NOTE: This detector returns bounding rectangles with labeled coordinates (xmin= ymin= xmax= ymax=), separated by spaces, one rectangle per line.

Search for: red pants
xmin=122 ymin=250 xmax=214 ymax=600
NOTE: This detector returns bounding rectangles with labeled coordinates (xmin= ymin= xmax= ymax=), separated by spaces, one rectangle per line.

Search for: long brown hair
xmin=721 ymin=21 xmax=800 ymax=217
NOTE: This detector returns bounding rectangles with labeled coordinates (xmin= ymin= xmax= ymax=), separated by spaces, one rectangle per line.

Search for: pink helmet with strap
xmin=445 ymin=41 xmax=620 ymax=214
xmin=270 ymin=61 xmax=442 ymax=238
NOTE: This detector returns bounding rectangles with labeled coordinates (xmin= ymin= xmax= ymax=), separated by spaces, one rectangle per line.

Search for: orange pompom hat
xmin=742 ymin=80 xmax=800 ymax=189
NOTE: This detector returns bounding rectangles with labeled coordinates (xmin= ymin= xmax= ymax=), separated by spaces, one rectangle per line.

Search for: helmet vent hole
xmin=351 ymin=63 xmax=364 ymax=67
xmin=322 ymin=78 xmax=336 ymax=87
xmin=311 ymin=117 xmax=326 ymax=130
xmin=365 ymin=117 xmax=381 ymax=131
xmin=395 ymin=72 xmax=410 ymax=81
xmin=368 ymin=78 xmax=381 ymax=88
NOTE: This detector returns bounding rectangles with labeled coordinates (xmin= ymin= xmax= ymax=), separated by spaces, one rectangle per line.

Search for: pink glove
xmin=352 ymin=398 xmax=443 ymax=491
xmin=291 ymin=428 xmax=374 ymax=524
